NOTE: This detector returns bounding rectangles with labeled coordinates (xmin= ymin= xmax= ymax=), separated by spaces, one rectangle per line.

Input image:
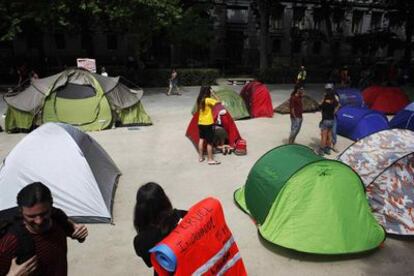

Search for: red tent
xmin=186 ymin=103 xmax=243 ymax=150
xmin=363 ymin=86 xmax=409 ymax=114
xmin=240 ymin=81 xmax=273 ymax=118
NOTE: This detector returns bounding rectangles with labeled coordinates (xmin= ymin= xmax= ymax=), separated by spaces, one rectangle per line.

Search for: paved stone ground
xmin=0 ymin=84 xmax=413 ymax=276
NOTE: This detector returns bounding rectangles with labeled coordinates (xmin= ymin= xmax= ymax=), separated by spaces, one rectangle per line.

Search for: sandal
xmin=208 ymin=160 xmax=221 ymax=165
xmin=199 ymin=158 xmax=205 ymax=162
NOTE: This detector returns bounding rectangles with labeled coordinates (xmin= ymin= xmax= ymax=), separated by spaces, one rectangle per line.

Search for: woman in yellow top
xmin=196 ymin=86 xmax=221 ymax=165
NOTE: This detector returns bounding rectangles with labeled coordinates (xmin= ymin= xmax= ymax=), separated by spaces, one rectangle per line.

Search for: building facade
xmin=0 ymin=0 xmax=411 ymax=77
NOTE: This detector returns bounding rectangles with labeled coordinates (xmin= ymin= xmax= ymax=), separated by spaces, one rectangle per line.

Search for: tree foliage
xmin=0 ymin=0 xmax=182 ymax=40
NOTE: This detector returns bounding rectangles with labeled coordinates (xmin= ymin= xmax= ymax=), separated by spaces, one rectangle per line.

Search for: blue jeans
xmin=332 ymin=117 xmax=337 ymax=145
xmin=289 ymin=117 xmax=303 ymax=142
xmin=319 ymin=119 xmax=334 ymax=130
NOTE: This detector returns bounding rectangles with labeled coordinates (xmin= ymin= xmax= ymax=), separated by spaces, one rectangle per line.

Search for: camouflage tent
xmin=338 ymin=129 xmax=414 ymax=235
xmin=274 ymin=95 xmax=319 ymax=114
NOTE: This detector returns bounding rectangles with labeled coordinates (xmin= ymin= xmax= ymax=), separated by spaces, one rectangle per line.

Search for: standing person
xmin=296 ymin=65 xmax=307 ymax=87
xmin=29 ymin=70 xmax=39 ymax=84
xmin=325 ymin=83 xmax=340 ymax=152
xmin=0 ymin=182 xmax=88 ymax=276
xmin=133 ymin=182 xmax=187 ymax=276
xmin=288 ymin=86 xmax=304 ymax=144
xmin=340 ymin=65 xmax=350 ymax=87
xmin=16 ymin=64 xmax=28 ymax=87
xmin=318 ymin=91 xmax=339 ymax=155
xmin=101 ymin=66 xmax=108 ymax=77
xmin=196 ymin=86 xmax=221 ymax=165
xmin=166 ymin=69 xmax=181 ymax=96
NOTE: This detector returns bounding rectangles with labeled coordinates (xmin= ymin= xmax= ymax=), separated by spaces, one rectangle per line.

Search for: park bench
xmin=227 ymin=78 xmax=254 ymax=85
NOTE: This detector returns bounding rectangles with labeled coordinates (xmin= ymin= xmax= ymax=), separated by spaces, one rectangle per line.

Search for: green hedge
xmin=141 ymin=68 xmax=220 ymax=87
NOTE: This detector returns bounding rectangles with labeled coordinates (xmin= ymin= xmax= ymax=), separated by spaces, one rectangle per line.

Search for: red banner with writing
xmin=151 ymin=197 xmax=247 ymax=276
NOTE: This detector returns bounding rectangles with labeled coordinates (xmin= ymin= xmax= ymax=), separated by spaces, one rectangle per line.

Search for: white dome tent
xmin=0 ymin=122 xmax=121 ymax=223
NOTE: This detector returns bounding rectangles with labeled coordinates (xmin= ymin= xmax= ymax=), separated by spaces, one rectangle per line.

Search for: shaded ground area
xmin=0 ymin=84 xmax=413 ymax=276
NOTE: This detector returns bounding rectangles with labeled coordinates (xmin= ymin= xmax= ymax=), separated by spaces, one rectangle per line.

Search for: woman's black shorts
xmin=198 ymin=124 xmax=214 ymax=144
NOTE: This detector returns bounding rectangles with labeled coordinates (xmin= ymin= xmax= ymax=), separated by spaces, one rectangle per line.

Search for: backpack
xmin=0 ymin=207 xmax=74 ymax=265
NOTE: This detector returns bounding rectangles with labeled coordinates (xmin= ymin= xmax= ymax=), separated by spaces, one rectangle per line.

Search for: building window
xmin=333 ymin=41 xmax=340 ymax=53
xmin=107 ymin=34 xmax=118 ymax=50
xmin=54 ymin=33 xmax=65 ymax=49
xmin=352 ymin=10 xmax=364 ymax=33
xmin=270 ymin=5 xmax=285 ymax=30
xmin=292 ymin=39 xmax=302 ymax=53
xmin=293 ymin=7 xmax=306 ymax=29
xmin=226 ymin=7 xmax=248 ymax=24
xmin=332 ymin=8 xmax=345 ymax=33
xmin=312 ymin=8 xmax=323 ymax=30
xmin=312 ymin=41 xmax=321 ymax=54
xmin=272 ymin=39 xmax=281 ymax=53
xmin=371 ymin=12 xmax=382 ymax=30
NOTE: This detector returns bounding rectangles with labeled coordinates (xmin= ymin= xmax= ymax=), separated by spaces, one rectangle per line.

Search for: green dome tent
xmin=192 ymin=86 xmax=249 ymax=120
xmin=234 ymin=144 xmax=385 ymax=254
xmin=5 ymin=68 xmax=152 ymax=132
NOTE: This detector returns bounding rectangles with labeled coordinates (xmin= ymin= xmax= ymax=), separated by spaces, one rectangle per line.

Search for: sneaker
xmin=324 ymin=147 xmax=331 ymax=155
xmin=331 ymin=146 xmax=339 ymax=153
xmin=317 ymin=148 xmax=325 ymax=156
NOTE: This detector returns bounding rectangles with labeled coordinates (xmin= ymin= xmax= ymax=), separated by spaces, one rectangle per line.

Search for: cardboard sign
xmin=76 ymin=58 xmax=96 ymax=73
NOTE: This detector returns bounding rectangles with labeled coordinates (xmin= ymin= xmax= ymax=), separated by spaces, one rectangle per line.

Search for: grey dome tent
xmin=0 ymin=122 xmax=121 ymax=223
xmin=338 ymin=129 xmax=414 ymax=235
xmin=4 ymin=68 xmax=152 ymax=132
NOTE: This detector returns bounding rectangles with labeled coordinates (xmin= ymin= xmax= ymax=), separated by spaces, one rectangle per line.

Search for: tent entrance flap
xmin=56 ymin=83 xmax=96 ymax=99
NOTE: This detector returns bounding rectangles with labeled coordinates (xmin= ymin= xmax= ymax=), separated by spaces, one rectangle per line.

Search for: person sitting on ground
xmin=318 ymin=91 xmax=339 ymax=156
xmin=196 ymin=86 xmax=221 ymax=165
xmin=133 ymin=182 xmax=187 ymax=276
xmin=213 ymin=110 xmax=233 ymax=155
xmin=213 ymin=126 xmax=233 ymax=155
xmin=0 ymin=182 xmax=88 ymax=276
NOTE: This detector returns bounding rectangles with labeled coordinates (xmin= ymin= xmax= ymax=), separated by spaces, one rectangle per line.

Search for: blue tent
xmin=336 ymin=88 xmax=364 ymax=107
xmin=389 ymin=102 xmax=414 ymax=131
xmin=337 ymin=106 xmax=389 ymax=140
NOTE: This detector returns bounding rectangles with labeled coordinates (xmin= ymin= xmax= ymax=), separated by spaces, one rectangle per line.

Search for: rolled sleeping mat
xmin=149 ymin=244 xmax=177 ymax=272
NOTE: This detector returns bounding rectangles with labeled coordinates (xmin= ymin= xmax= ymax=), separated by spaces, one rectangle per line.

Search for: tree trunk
xmin=258 ymin=1 xmax=269 ymax=71
xmin=404 ymin=16 xmax=413 ymax=67
xmin=323 ymin=8 xmax=336 ymax=66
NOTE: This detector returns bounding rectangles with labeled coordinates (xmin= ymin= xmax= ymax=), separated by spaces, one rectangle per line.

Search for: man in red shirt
xmin=0 ymin=182 xmax=88 ymax=276
xmin=288 ymin=86 xmax=304 ymax=144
